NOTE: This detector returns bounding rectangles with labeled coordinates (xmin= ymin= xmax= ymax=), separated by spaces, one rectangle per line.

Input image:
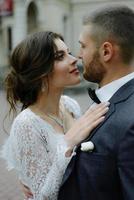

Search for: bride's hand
xmin=64 ymin=102 xmax=110 ymax=153
xmin=20 ymin=181 xmax=33 ymax=199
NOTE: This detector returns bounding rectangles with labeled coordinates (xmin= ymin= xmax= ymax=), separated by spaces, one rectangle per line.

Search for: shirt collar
xmin=96 ymin=72 xmax=134 ymax=102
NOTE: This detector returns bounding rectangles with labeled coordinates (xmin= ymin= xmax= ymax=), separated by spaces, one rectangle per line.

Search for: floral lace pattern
xmin=1 ymin=95 xmax=81 ymax=200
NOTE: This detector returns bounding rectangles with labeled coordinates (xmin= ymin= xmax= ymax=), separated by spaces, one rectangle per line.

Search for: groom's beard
xmin=83 ymin=50 xmax=106 ymax=84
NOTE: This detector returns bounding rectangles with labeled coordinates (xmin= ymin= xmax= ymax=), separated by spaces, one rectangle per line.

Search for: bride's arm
xmin=11 ymin=119 xmax=73 ymax=200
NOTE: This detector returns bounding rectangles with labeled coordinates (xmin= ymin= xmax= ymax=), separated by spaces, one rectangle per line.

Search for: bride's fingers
xmin=20 ymin=184 xmax=33 ymax=199
xmin=91 ymin=102 xmax=110 ymax=113
xmin=80 ymin=115 xmax=105 ymax=134
xmin=65 ymin=102 xmax=110 ymax=148
xmin=81 ymin=105 xmax=109 ymax=126
xmin=85 ymin=102 xmax=110 ymax=116
xmin=87 ymin=116 xmax=106 ymax=131
xmin=89 ymin=106 xmax=109 ymax=121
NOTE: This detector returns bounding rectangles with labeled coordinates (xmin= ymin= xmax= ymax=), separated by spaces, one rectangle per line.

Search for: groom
xmin=58 ymin=5 xmax=134 ymax=200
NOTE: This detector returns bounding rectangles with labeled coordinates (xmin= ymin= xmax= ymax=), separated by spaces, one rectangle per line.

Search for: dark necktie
xmin=87 ymin=88 xmax=101 ymax=104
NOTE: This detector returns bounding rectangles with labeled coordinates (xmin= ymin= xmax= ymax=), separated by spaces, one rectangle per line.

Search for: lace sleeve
xmin=1 ymin=116 xmax=72 ymax=200
xmin=62 ymin=95 xmax=81 ymax=119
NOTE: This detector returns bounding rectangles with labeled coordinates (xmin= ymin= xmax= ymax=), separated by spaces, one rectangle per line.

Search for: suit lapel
xmin=61 ymin=78 xmax=134 ymax=187
xmin=60 ymin=105 xmax=116 ymax=187
xmin=82 ymin=103 xmax=115 ymax=143
xmin=83 ymin=78 xmax=134 ymax=142
xmin=61 ymin=104 xmax=116 ymax=186
xmin=61 ymin=155 xmax=77 ymax=186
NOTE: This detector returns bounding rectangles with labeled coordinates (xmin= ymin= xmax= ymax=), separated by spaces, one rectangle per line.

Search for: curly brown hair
xmin=5 ymin=31 xmax=64 ymax=113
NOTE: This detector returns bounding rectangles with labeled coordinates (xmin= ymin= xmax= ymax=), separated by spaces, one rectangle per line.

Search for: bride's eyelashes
xmin=55 ymin=51 xmax=65 ymax=61
xmin=54 ymin=51 xmax=73 ymax=61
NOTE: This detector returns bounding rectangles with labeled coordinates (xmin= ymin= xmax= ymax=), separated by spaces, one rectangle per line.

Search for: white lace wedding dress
xmin=1 ymin=95 xmax=81 ymax=200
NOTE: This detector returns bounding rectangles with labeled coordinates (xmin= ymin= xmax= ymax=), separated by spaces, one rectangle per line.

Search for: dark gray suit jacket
xmin=58 ymin=78 xmax=134 ymax=200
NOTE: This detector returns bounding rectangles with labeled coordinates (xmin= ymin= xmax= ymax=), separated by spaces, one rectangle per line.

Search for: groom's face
xmin=78 ymin=25 xmax=106 ymax=84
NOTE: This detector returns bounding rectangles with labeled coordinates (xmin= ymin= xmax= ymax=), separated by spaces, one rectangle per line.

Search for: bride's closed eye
xmin=55 ymin=51 xmax=65 ymax=61
xmin=54 ymin=49 xmax=74 ymax=61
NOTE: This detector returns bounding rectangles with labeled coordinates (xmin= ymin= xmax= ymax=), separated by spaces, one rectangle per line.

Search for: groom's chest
xmin=76 ymin=106 xmax=131 ymax=176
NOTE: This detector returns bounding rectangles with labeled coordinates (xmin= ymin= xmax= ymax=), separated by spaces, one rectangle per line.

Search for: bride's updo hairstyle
xmin=5 ymin=31 xmax=64 ymax=113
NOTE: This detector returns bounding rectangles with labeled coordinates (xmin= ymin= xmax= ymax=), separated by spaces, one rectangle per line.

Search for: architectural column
xmin=0 ymin=29 xmax=4 ymax=67
xmin=13 ymin=0 xmax=27 ymax=47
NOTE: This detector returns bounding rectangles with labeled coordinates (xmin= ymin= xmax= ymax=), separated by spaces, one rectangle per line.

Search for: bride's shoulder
xmin=11 ymin=108 xmax=36 ymax=129
xmin=61 ymin=95 xmax=81 ymax=119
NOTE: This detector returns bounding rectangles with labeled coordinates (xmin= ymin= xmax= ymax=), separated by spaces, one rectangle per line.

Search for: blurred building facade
xmin=1 ymin=0 xmax=134 ymax=68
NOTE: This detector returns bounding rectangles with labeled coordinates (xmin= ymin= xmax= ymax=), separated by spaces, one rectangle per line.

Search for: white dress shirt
xmin=95 ymin=72 xmax=134 ymax=102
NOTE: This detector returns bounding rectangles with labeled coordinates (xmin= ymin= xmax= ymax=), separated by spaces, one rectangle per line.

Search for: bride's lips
xmin=69 ymin=68 xmax=80 ymax=74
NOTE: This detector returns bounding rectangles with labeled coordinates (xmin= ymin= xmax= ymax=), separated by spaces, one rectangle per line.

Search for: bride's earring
xmin=42 ymin=82 xmax=46 ymax=92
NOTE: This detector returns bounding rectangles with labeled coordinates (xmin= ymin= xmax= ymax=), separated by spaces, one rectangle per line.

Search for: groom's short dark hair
xmin=83 ymin=5 xmax=134 ymax=64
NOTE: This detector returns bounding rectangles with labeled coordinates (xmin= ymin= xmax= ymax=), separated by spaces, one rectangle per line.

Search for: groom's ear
xmin=100 ymin=42 xmax=114 ymax=62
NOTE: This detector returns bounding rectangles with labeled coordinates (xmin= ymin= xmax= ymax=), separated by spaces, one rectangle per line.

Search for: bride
xmin=1 ymin=31 xmax=109 ymax=200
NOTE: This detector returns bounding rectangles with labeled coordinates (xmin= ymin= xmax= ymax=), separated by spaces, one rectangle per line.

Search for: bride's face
xmin=48 ymin=39 xmax=81 ymax=89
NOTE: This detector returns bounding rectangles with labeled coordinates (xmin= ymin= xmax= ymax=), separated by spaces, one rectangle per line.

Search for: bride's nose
xmin=69 ymin=54 xmax=78 ymax=64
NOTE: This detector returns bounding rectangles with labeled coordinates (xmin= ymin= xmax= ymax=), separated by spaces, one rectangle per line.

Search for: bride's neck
xmin=30 ymin=89 xmax=63 ymax=116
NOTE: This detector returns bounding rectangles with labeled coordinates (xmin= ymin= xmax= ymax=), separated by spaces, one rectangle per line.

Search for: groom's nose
xmin=77 ymin=49 xmax=83 ymax=59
